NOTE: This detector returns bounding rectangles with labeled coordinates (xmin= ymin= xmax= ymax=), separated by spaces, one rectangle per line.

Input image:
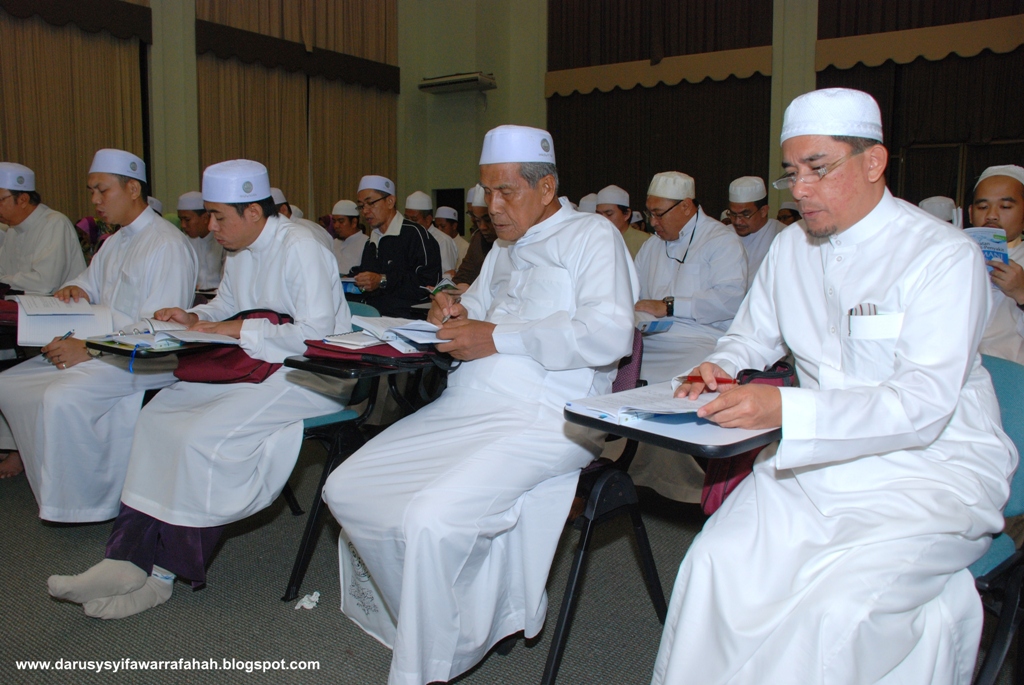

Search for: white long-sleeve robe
xmin=652 ymin=190 xmax=1016 ymax=685
xmin=324 ymin=200 xmax=638 ymax=685
xmin=428 ymin=224 xmax=459 ymax=274
xmin=0 ymin=204 xmax=86 ymax=294
xmin=0 ymin=206 xmax=197 ymax=521
xmin=119 ymin=215 xmax=352 ymax=528
xmin=333 ymin=231 xmax=368 ymax=275
xmin=187 ymin=232 xmax=225 ymax=290
xmin=453 ymin=233 xmax=469 ymax=268
xmin=980 ymin=241 xmax=1024 ymax=363
xmin=737 ymin=216 xmax=783 ymax=282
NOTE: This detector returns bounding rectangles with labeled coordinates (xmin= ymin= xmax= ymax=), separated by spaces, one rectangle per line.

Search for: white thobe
xmin=980 ymin=241 xmax=1024 ymax=363
xmin=428 ymin=225 xmax=459 ymax=274
xmin=188 ymin=232 xmax=225 ymax=290
xmin=0 ymin=204 xmax=86 ymax=294
xmin=324 ymin=200 xmax=638 ymax=685
xmin=652 ymin=191 xmax=1016 ymax=685
xmin=737 ymin=217 xmax=783 ymax=283
xmin=333 ymin=231 xmax=369 ymax=275
xmin=294 ymin=217 xmax=336 ymax=254
xmin=453 ymin=233 xmax=469 ymax=268
xmin=119 ymin=216 xmax=352 ymax=527
xmin=629 ymin=208 xmax=747 ymax=502
xmin=0 ymin=206 xmax=197 ymax=521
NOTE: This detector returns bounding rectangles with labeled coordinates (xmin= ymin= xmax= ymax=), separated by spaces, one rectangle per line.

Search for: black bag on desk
xmin=173 ymin=309 xmax=293 ymax=384
xmin=304 ymin=339 xmax=459 ymax=372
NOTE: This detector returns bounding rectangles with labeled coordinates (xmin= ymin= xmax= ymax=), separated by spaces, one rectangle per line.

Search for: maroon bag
xmin=173 ymin=310 xmax=293 ymax=384
xmin=700 ymin=361 xmax=796 ymax=515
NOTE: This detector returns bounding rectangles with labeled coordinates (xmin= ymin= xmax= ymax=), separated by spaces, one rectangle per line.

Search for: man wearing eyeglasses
xmin=652 ymin=88 xmax=1014 ymax=684
xmin=726 ymin=176 xmax=784 ymax=278
xmin=351 ymin=175 xmax=441 ymax=317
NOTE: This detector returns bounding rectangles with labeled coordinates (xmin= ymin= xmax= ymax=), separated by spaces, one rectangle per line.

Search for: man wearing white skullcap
xmin=330 ymin=199 xmax=367 ymax=276
xmin=325 ymin=124 xmax=637 ymax=685
xmin=177 ymin=191 xmax=225 ymax=290
xmin=405 ymin=190 xmax=459 ymax=276
xmin=453 ymin=186 xmax=497 ymax=287
xmin=776 ymin=200 xmax=801 ymax=225
xmin=433 ymin=206 xmax=469 ymax=268
xmin=49 ymin=159 xmax=353 ymax=619
xmin=596 ymin=184 xmax=650 ymax=259
xmin=269 ymin=187 xmax=334 ymax=254
xmin=652 ymin=88 xmax=1014 ymax=685
xmin=578 ymin=192 xmax=598 ymax=213
xmin=351 ymin=175 xmax=441 ymax=316
xmin=0 ymin=148 xmax=197 ymax=510
xmin=971 ymin=165 xmax=1024 ymax=364
xmin=919 ymin=196 xmax=961 ymax=226
xmin=726 ymin=175 xmax=785 ymax=277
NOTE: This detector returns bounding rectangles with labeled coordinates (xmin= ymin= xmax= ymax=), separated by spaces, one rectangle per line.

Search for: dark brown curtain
xmin=548 ymin=0 xmax=772 ymax=71
xmin=818 ymin=0 xmax=1024 ymax=39
xmin=547 ymin=74 xmax=771 ymax=218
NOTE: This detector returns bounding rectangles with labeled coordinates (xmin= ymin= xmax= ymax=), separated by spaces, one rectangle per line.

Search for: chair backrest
xmin=347 ymin=302 xmax=381 ymax=405
xmin=981 ymin=354 xmax=1024 ymax=518
xmin=612 ymin=329 xmax=644 ymax=393
xmin=348 ymin=301 xmax=380 ymax=318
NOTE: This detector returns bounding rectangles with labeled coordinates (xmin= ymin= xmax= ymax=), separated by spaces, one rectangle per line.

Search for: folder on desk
xmin=565 ymin=381 xmax=717 ymax=424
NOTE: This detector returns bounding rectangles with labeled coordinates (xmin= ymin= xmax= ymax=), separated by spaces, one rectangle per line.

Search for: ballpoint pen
xmin=684 ymin=374 xmax=735 ymax=385
xmin=58 ymin=330 xmax=75 ymax=340
xmin=440 ymin=296 xmax=462 ymax=325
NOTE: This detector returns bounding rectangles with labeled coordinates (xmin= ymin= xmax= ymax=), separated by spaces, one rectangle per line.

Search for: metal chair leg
xmin=628 ymin=503 xmax=667 ymax=622
xmin=281 ymin=483 xmax=304 ymax=516
xmin=541 ymin=517 xmax=595 ymax=685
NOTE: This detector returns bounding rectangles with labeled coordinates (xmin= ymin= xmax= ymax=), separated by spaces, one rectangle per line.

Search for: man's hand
xmin=988 ymin=260 xmax=1024 ymax=304
xmin=427 ymin=292 xmax=466 ymax=326
xmin=53 ymin=286 xmax=90 ymax=303
xmin=435 ymin=318 xmax=497 ymax=360
xmin=41 ymin=337 xmax=91 ymax=370
xmin=635 ymin=299 xmax=668 ymax=317
xmin=674 ymin=362 xmax=733 ymax=399
xmin=354 ymin=272 xmax=383 ymax=292
xmin=694 ymin=384 xmax=782 ymax=430
xmin=154 ymin=307 xmax=199 ymax=327
xmin=189 ymin=319 xmax=244 ymax=339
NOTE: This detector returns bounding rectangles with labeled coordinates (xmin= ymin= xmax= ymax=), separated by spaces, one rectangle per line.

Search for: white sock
xmin=48 ymin=559 xmax=148 ymax=604
xmin=83 ymin=566 xmax=175 ymax=620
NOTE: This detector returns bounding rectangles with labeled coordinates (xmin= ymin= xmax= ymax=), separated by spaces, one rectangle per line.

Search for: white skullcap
xmin=358 ymin=175 xmax=395 ymax=195
xmin=270 ymin=188 xmax=287 ymax=205
xmin=597 ymin=185 xmax=629 ymax=207
xmin=177 ymin=191 xmax=205 ymax=211
xmin=729 ymin=176 xmax=766 ymax=203
xmin=202 ymin=159 xmax=271 ymax=203
xmin=435 ymin=206 xmax=458 ymax=221
xmin=579 ymin=193 xmax=598 ymax=213
xmin=479 ymin=125 xmax=556 ymax=165
xmin=780 ymin=201 xmax=800 ymax=212
xmin=648 ymin=171 xmax=695 ymax=201
xmin=147 ymin=197 xmax=163 ymax=214
xmin=780 ymin=88 xmax=883 ymax=144
xmin=405 ymin=191 xmax=432 ymax=211
xmin=290 ymin=205 xmax=303 ymax=219
xmin=332 ymin=200 xmax=359 ymax=216
xmin=89 ymin=148 xmax=146 ymax=182
xmin=720 ymin=209 xmax=730 ymax=220
xmin=472 ymin=185 xmax=487 ymax=208
xmin=631 ymin=210 xmax=643 ymax=224
xmin=0 ymin=163 xmax=35 ymax=191
xmin=466 ymin=187 xmax=476 ymax=202
xmin=976 ymin=165 xmax=1024 ymax=190
xmin=918 ymin=196 xmax=956 ymax=223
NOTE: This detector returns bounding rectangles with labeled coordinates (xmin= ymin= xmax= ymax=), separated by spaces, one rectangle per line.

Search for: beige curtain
xmin=196 ymin=53 xmax=309 ymax=207
xmin=308 ymin=76 xmax=397 ymax=219
xmin=0 ymin=9 xmax=144 ymax=221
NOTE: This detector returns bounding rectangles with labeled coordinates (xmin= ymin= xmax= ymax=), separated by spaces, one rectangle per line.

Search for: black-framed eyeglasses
xmin=772 ymin=151 xmax=861 ymax=190
xmin=356 ymin=196 xmax=386 ymax=211
xmin=643 ymin=198 xmax=684 ymax=223
xmin=725 ymin=209 xmax=757 ymax=221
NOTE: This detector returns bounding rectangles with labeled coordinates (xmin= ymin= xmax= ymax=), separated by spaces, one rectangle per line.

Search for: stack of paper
xmin=350 ymin=315 xmax=443 ymax=345
xmin=11 ymin=295 xmax=114 ymax=346
xmin=565 ymin=381 xmax=717 ymax=424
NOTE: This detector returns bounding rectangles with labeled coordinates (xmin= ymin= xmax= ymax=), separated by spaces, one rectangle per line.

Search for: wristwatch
xmin=662 ymin=296 xmax=675 ymax=317
xmin=87 ymin=347 xmax=102 ymax=358
xmin=379 ymin=274 xmax=388 ymax=289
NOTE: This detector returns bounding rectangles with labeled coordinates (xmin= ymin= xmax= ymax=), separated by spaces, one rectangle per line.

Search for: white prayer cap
xmin=177 ymin=191 xmax=205 ymax=211
xmin=579 ymin=193 xmax=598 ymax=213
xmin=472 ymin=185 xmax=487 ymax=208
xmin=729 ymin=176 xmax=766 ymax=203
xmin=332 ymin=200 xmax=359 ymax=216
xmin=631 ymin=210 xmax=643 ymax=224
xmin=597 ymin=185 xmax=629 ymax=207
xmin=147 ymin=197 xmax=163 ymax=214
xmin=202 ymin=159 xmax=271 ymax=203
xmin=648 ymin=171 xmax=695 ymax=201
xmin=780 ymin=88 xmax=883 ymax=145
xmin=290 ymin=205 xmax=303 ymax=219
xmin=89 ymin=148 xmax=146 ymax=182
xmin=780 ymin=201 xmax=800 ymax=212
xmin=479 ymin=125 xmax=556 ymax=165
xmin=976 ymin=165 xmax=1024 ymax=190
xmin=405 ymin=191 xmax=432 ymax=211
xmin=436 ymin=206 xmax=458 ymax=221
xmin=919 ymin=196 xmax=956 ymax=223
xmin=0 ymin=163 xmax=35 ymax=191
xmin=466 ymin=187 xmax=476 ymax=203
xmin=720 ymin=209 xmax=730 ymax=220
xmin=358 ymin=175 xmax=395 ymax=196
xmin=270 ymin=187 xmax=287 ymax=205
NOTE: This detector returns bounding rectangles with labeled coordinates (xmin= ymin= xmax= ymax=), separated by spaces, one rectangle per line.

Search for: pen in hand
xmin=684 ymin=374 xmax=735 ymax=385
xmin=440 ymin=296 xmax=462 ymax=325
xmin=58 ymin=330 xmax=75 ymax=341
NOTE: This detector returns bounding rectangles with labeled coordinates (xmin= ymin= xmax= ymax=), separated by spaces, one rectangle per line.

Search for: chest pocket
xmin=841 ymin=312 xmax=904 ymax=384
xmin=671 ymin=263 xmax=701 ymax=299
xmin=508 ymin=265 xmax=574 ymax=320
xmin=111 ymin=266 xmax=142 ymax=319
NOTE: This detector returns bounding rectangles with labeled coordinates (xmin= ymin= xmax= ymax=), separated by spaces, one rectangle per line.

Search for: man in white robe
xmin=324 ymin=125 xmax=637 ymax=685
xmin=177 ymin=190 xmax=224 ymax=291
xmin=330 ymin=199 xmax=367 ymax=276
xmin=405 ymin=190 xmax=459 ymax=278
xmin=0 ymin=149 xmax=197 ymax=507
xmin=596 ymin=184 xmax=650 ymax=259
xmin=726 ymin=175 xmax=784 ymax=279
xmin=47 ymin=159 xmax=352 ymax=619
xmin=652 ymin=88 xmax=1016 ymax=685
xmin=971 ymin=165 xmax=1024 ymax=364
xmin=271 ymin=187 xmax=335 ymax=253
xmin=0 ymin=163 xmax=86 ymax=295
xmin=434 ymin=206 xmax=469 ymax=269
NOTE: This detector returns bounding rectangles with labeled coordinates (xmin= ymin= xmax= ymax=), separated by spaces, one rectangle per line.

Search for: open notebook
xmin=565 ymin=381 xmax=718 ymax=424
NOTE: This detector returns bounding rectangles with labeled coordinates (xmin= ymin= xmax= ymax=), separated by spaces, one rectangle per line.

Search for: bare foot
xmin=0 ymin=451 xmax=23 ymax=478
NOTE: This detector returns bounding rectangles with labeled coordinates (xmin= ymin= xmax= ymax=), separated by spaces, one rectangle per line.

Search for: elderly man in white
xmin=726 ymin=176 xmax=784 ymax=279
xmin=324 ymin=125 xmax=637 ymax=685
xmin=651 ymin=88 xmax=1016 ymax=685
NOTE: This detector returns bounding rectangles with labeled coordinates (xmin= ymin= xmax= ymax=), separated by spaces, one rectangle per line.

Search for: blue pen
xmin=58 ymin=330 xmax=74 ymax=340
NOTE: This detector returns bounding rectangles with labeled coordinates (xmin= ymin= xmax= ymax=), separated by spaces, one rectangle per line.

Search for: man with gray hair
xmin=325 ymin=125 xmax=637 ymax=685
xmin=653 ymin=88 xmax=1014 ymax=684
